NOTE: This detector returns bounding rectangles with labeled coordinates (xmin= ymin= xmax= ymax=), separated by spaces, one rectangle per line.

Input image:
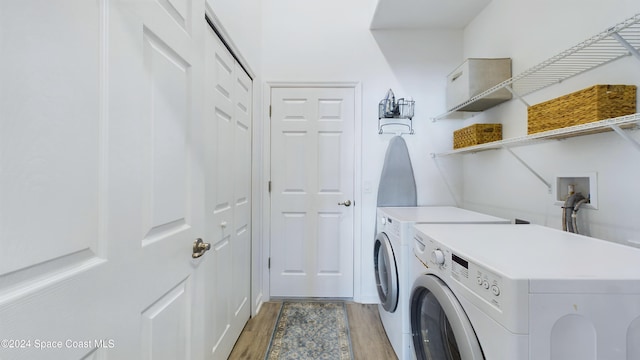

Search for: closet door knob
xmin=338 ymin=200 xmax=352 ymax=207
xmin=192 ymin=238 xmax=211 ymax=259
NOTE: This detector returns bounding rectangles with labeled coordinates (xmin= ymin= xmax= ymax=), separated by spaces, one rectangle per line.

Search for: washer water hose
xmin=562 ymin=192 xmax=588 ymax=234
xmin=571 ymin=198 xmax=590 ymax=234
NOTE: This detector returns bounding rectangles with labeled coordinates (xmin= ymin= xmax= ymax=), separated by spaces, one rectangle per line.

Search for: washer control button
xmin=482 ymin=280 xmax=490 ymax=289
xmin=476 ymin=277 xmax=483 ymax=285
xmin=431 ymin=249 xmax=445 ymax=266
xmin=491 ymin=285 xmax=501 ymax=296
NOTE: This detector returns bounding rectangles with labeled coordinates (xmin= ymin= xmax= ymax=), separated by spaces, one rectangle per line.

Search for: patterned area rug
xmin=265 ymin=301 xmax=354 ymax=360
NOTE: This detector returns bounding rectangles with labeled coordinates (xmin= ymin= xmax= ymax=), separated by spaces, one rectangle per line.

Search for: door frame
xmin=262 ymin=81 xmax=363 ymax=301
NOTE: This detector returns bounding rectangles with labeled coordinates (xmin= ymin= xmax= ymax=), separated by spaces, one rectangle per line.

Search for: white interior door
xmin=270 ymin=86 xmax=355 ymax=298
xmin=203 ymin=24 xmax=252 ymax=359
xmin=1 ymin=0 xmax=206 ymax=359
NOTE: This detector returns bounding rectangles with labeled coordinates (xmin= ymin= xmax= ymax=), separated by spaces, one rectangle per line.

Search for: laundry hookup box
xmin=446 ymin=58 xmax=512 ymax=112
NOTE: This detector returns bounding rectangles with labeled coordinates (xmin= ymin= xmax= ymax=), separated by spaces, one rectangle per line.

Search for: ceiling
xmin=370 ymin=0 xmax=492 ymax=30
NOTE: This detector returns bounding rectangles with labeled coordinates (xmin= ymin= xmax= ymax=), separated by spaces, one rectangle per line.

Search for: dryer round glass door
xmin=410 ymin=275 xmax=484 ymax=360
xmin=374 ymin=232 xmax=398 ymax=312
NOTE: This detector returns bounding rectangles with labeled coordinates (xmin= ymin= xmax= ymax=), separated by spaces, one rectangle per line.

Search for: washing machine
xmin=374 ymin=207 xmax=510 ymax=360
xmin=410 ymin=223 xmax=640 ymax=360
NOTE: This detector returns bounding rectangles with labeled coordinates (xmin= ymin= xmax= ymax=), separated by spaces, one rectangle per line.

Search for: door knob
xmin=192 ymin=238 xmax=211 ymax=258
xmin=338 ymin=200 xmax=352 ymax=207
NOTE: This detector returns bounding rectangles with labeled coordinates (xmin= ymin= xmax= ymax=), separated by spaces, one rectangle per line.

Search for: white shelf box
xmin=446 ymin=58 xmax=512 ymax=112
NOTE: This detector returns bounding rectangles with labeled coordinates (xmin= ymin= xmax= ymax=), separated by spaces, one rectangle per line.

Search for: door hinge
xmin=268 ymin=257 xmax=271 ymax=269
xmin=269 ymin=105 xmax=272 ymax=118
xmin=268 ymin=180 xmax=271 ymax=193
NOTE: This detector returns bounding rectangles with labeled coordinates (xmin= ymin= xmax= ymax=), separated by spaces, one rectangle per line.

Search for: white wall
xmin=458 ymin=1 xmax=640 ymax=246
xmin=261 ymin=0 xmax=464 ymax=302
xmin=220 ymin=0 xmax=640 ymax=306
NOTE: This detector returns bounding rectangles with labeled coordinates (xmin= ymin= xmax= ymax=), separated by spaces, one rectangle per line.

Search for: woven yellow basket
xmin=453 ymin=123 xmax=502 ymax=149
xmin=528 ymin=85 xmax=636 ymax=134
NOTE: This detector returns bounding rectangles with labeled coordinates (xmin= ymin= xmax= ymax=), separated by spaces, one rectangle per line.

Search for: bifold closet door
xmin=202 ymin=23 xmax=253 ymax=359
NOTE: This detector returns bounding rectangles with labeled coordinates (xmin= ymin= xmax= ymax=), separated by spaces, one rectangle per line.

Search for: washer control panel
xmin=451 ymin=253 xmax=503 ymax=310
xmin=415 ymin=233 xmax=504 ymax=310
xmin=414 ymin=234 xmax=451 ymax=271
xmin=379 ymin=216 xmax=401 ymax=238
xmin=431 ymin=249 xmax=446 ymax=266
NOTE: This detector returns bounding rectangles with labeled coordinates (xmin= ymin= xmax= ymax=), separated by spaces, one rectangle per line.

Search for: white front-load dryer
xmin=410 ymin=224 xmax=640 ymax=360
xmin=374 ymin=207 xmax=509 ymax=360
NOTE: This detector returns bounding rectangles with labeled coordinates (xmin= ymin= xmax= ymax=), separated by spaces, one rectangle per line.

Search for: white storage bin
xmin=446 ymin=58 xmax=512 ymax=112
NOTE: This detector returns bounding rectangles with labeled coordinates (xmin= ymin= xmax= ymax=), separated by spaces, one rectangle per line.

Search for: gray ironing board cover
xmin=376 ymin=136 xmax=417 ymax=207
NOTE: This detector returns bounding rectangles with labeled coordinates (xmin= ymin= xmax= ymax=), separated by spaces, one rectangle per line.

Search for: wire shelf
xmin=433 ymin=113 xmax=640 ymax=157
xmin=434 ymin=13 xmax=640 ymax=120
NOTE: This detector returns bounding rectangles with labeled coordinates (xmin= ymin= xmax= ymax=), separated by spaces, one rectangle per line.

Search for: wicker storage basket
xmin=453 ymin=123 xmax=502 ymax=149
xmin=528 ymin=85 xmax=636 ymax=134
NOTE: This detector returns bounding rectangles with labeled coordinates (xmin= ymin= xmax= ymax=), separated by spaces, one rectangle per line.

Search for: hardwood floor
xmin=228 ymin=302 xmax=281 ymax=360
xmin=228 ymin=301 xmax=398 ymax=360
xmin=346 ymin=302 xmax=398 ymax=360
